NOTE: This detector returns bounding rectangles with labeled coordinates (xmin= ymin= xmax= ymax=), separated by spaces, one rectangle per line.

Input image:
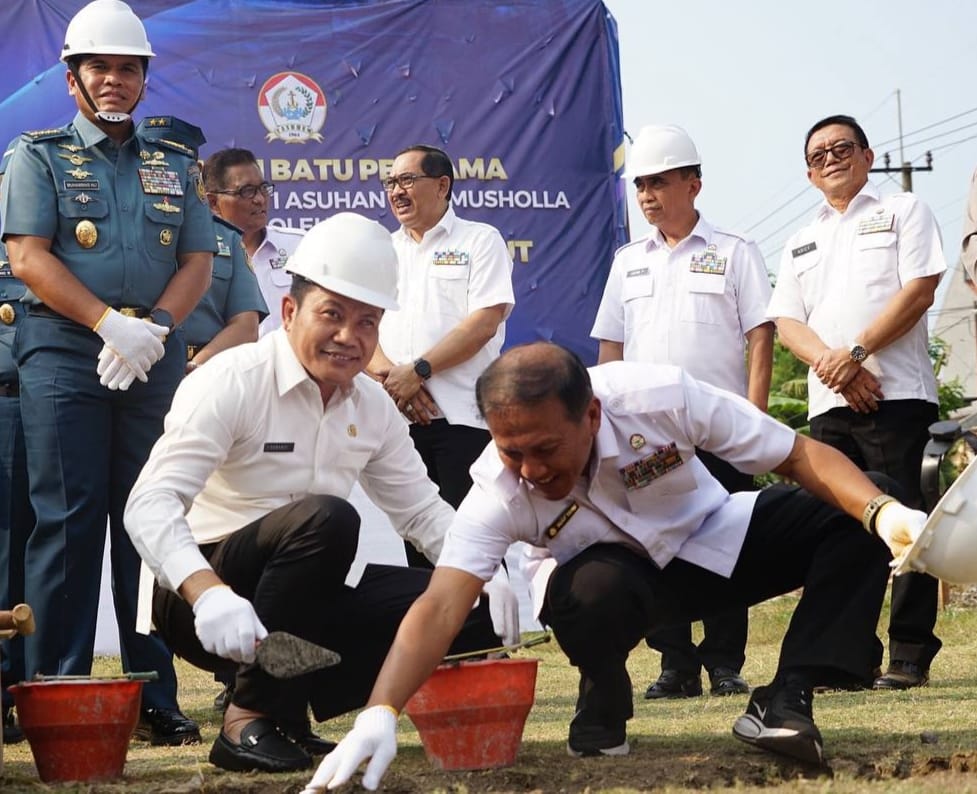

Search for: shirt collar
xmin=815 ymin=180 xmax=879 ymax=220
xmin=398 ymin=205 xmax=455 ymax=242
xmin=268 ymin=329 xmax=356 ymax=404
xmin=642 ymin=213 xmax=709 ymax=252
xmin=71 ymin=111 xmax=111 ymax=149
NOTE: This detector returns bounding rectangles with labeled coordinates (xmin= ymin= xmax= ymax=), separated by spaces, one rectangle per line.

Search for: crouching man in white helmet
xmin=124 ymin=212 xmax=518 ymax=774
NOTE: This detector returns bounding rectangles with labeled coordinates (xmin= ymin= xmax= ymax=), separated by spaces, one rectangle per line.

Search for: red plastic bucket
xmin=10 ymin=679 xmax=143 ymax=782
xmin=405 ymin=658 xmax=538 ymax=770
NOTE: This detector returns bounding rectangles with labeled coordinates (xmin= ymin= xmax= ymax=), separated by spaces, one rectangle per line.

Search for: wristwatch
xmin=150 ymin=308 xmax=175 ymax=332
xmin=413 ymin=357 xmax=432 ymax=380
xmin=849 ymin=343 xmax=868 ymax=364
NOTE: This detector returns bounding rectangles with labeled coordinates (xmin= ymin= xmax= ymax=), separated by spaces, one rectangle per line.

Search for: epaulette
xmin=20 ymin=126 xmax=72 ymax=143
xmin=0 ymin=137 xmax=20 ymax=176
xmin=713 ymin=227 xmax=753 ymax=244
xmin=154 ymin=138 xmax=197 ymax=158
xmin=213 ymin=215 xmax=244 ymax=235
xmin=137 ymin=116 xmax=206 ymax=153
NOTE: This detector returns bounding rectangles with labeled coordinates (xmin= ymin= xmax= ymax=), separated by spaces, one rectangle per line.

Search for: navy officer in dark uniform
xmin=0 ymin=238 xmax=31 ymax=745
xmin=0 ymin=0 xmax=215 ymax=744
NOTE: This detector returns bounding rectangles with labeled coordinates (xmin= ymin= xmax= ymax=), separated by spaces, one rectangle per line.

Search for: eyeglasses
xmin=380 ymin=173 xmax=439 ymax=192
xmin=805 ymin=140 xmax=860 ymax=169
xmin=211 ymin=182 xmax=275 ymax=200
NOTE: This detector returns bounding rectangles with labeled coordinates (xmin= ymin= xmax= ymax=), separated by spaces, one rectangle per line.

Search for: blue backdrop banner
xmin=0 ymin=0 xmax=626 ymax=362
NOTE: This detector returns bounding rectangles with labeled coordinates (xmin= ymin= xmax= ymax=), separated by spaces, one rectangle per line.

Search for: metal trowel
xmin=255 ymin=632 xmax=341 ymax=679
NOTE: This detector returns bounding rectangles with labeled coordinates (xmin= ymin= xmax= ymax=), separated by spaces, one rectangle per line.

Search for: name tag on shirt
xmin=64 ymin=179 xmax=99 ymax=191
xmin=689 ymin=245 xmax=726 ymax=275
xmin=792 ymin=241 xmax=817 ymax=258
xmin=433 ymin=250 xmax=470 ymax=266
xmin=619 ymin=441 xmax=683 ymax=490
xmin=857 ymin=212 xmax=894 ymax=235
xmin=263 ymin=442 xmax=295 ymax=453
xmin=544 ymin=501 xmax=579 ymax=539
xmin=626 ymin=267 xmax=649 ymax=278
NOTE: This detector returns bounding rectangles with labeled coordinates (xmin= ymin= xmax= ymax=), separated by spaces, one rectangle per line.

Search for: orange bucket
xmin=405 ymin=658 xmax=538 ymax=770
xmin=10 ymin=678 xmax=143 ymax=782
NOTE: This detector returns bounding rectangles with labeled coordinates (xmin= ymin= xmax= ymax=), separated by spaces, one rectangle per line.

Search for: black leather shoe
xmin=644 ymin=669 xmax=702 ymax=699
xmin=287 ymin=726 xmax=337 ymax=756
xmin=873 ymin=660 xmax=929 ymax=690
xmin=133 ymin=707 xmax=202 ymax=746
xmin=2 ymin=706 xmax=24 ymax=744
xmin=209 ymin=718 xmax=312 ymax=773
xmin=709 ymin=667 xmax=750 ymax=696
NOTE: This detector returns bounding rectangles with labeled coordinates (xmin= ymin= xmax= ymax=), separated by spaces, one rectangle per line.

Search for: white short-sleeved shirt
xmin=379 ymin=207 xmax=515 ymax=428
xmin=591 ymin=216 xmax=771 ymax=397
xmin=767 ymin=182 xmax=945 ymax=419
xmin=436 ymin=362 xmax=797 ymax=616
xmin=251 ymin=225 xmax=305 ymax=335
xmin=125 ymin=330 xmax=453 ymax=593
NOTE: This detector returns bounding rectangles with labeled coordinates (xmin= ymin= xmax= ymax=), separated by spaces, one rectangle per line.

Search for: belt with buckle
xmin=0 ymin=381 xmax=20 ymax=398
xmin=30 ymin=305 xmax=150 ymax=320
xmin=186 ymin=344 xmax=201 ymax=360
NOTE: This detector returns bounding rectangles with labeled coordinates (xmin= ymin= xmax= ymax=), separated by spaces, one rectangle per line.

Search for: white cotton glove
xmin=300 ymin=705 xmax=398 ymax=792
xmin=97 ymin=345 xmax=140 ymax=391
xmin=875 ymin=502 xmax=928 ymax=563
xmin=94 ymin=309 xmax=167 ymax=381
xmin=482 ymin=567 xmax=521 ymax=647
xmin=191 ymin=584 xmax=268 ymax=664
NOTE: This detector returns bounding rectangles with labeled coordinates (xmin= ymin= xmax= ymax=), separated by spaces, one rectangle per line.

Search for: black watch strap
xmin=413 ymin=357 xmax=432 ymax=380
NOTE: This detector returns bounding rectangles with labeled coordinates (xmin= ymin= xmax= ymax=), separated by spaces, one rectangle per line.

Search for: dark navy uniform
xmin=0 ymin=111 xmax=215 ymax=711
xmin=183 ymin=219 xmax=268 ymax=359
xmin=0 ymin=242 xmax=32 ymax=718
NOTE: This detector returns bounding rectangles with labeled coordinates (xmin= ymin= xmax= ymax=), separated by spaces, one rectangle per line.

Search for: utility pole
xmin=869 ymin=89 xmax=933 ymax=192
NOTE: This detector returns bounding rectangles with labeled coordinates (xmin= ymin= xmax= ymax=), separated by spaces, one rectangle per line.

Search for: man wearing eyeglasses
xmin=204 ymin=148 xmax=304 ymax=335
xmin=369 ymin=145 xmax=514 ymax=565
xmin=768 ymin=114 xmax=946 ymax=691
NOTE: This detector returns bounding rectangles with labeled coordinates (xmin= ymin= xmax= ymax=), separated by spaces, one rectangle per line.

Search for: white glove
xmin=300 ymin=705 xmax=398 ymax=792
xmin=97 ymin=345 xmax=140 ymax=391
xmin=94 ymin=309 xmax=168 ymax=381
xmin=482 ymin=567 xmax=521 ymax=647
xmin=191 ymin=584 xmax=268 ymax=664
xmin=876 ymin=502 xmax=927 ymax=562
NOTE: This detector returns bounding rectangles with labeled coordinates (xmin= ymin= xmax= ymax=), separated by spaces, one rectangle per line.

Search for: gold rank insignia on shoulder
xmin=0 ymin=303 xmax=15 ymax=325
xmin=75 ymin=219 xmax=97 ymax=249
xmin=145 ymin=117 xmax=170 ymax=128
xmin=545 ymin=501 xmax=579 ymax=539
xmin=57 ymin=152 xmax=92 ymax=166
xmin=157 ymin=138 xmax=193 ymax=156
xmin=160 ymin=229 xmax=173 ymax=246
xmin=629 ymin=433 xmax=646 ymax=450
xmin=58 ymin=143 xmax=85 ymax=153
xmin=153 ymin=197 xmax=182 ymax=214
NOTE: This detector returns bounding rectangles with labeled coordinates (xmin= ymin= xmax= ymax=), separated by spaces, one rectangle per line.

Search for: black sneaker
xmin=644 ymin=668 xmax=702 ymax=700
xmin=566 ymin=710 xmax=630 ymax=758
xmin=709 ymin=667 xmax=750 ymax=696
xmin=732 ymin=674 xmax=823 ymax=765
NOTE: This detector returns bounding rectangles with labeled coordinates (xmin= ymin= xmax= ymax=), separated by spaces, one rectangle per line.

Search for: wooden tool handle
xmin=0 ymin=604 xmax=35 ymax=635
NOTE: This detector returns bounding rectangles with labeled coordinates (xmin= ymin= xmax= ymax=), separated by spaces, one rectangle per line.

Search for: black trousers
xmin=403 ymin=419 xmax=491 ymax=569
xmin=810 ymin=399 xmax=942 ymax=669
xmin=541 ymin=481 xmax=891 ymax=733
xmin=152 ymin=495 xmax=498 ymax=729
xmin=645 ymin=450 xmax=751 ymax=674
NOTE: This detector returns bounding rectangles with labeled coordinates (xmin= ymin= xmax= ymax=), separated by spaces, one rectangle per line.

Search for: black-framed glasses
xmin=805 ymin=140 xmax=860 ymax=169
xmin=380 ymin=173 xmax=439 ymax=192
xmin=211 ymin=181 xmax=275 ymax=200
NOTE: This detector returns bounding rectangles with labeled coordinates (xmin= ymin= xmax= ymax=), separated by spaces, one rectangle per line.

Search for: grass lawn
xmin=4 ymin=588 xmax=977 ymax=792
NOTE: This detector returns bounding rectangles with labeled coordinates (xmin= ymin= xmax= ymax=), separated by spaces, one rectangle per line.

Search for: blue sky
xmin=602 ymin=0 xmax=977 ymax=286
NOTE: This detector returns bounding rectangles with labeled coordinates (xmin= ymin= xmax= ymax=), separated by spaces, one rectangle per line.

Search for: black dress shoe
xmin=873 ymin=660 xmax=929 ymax=690
xmin=209 ymin=718 xmax=312 ymax=773
xmin=709 ymin=667 xmax=750 ymax=696
xmin=644 ymin=669 xmax=702 ymax=699
xmin=287 ymin=726 xmax=337 ymax=756
xmin=133 ymin=707 xmax=202 ymax=746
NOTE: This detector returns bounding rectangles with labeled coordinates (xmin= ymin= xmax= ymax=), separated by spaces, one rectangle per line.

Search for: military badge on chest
xmin=689 ymin=244 xmax=727 ymax=275
xmin=138 ymin=167 xmax=184 ymax=196
xmin=619 ymin=441 xmax=683 ymax=490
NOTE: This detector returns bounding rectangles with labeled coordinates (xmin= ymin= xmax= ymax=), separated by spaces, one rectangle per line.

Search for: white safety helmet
xmin=894 ymin=455 xmax=977 ymax=585
xmin=626 ymin=124 xmax=701 ymax=178
xmin=286 ymin=213 xmax=399 ymax=311
xmin=61 ymin=0 xmax=155 ymax=62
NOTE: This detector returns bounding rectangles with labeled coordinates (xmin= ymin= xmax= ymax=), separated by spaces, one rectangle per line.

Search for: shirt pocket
xmin=681 ymin=273 xmax=727 ymax=325
xmin=212 ymin=253 xmax=233 ymax=281
xmin=143 ymin=198 xmax=186 ymax=264
xmin=621 ymin=272 xmax=654 ymax=302
xmin=428 ymin=265 xmax=469 ymax=316
xmin=56 ymin=192 xmax=110 ymax=255
xmin=854 ymin=231 xmax=897 ymax=286
xmin=624 ymin=460 xmax=698 ymax=512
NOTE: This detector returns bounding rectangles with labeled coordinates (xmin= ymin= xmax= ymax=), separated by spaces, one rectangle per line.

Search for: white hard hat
xmin=894 ymin=455 xmax=977 ymax=584
xmin=61 ymin=0 xmax=155 ymax=62
xmin=626 ymin=124 xmax=701 ymax=178
xmin=286 ymin=213 xmax=399 ymax=311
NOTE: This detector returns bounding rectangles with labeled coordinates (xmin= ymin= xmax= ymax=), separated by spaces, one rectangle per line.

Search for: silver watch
xmin=849 ymin=343 xmax=868 ymax=364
